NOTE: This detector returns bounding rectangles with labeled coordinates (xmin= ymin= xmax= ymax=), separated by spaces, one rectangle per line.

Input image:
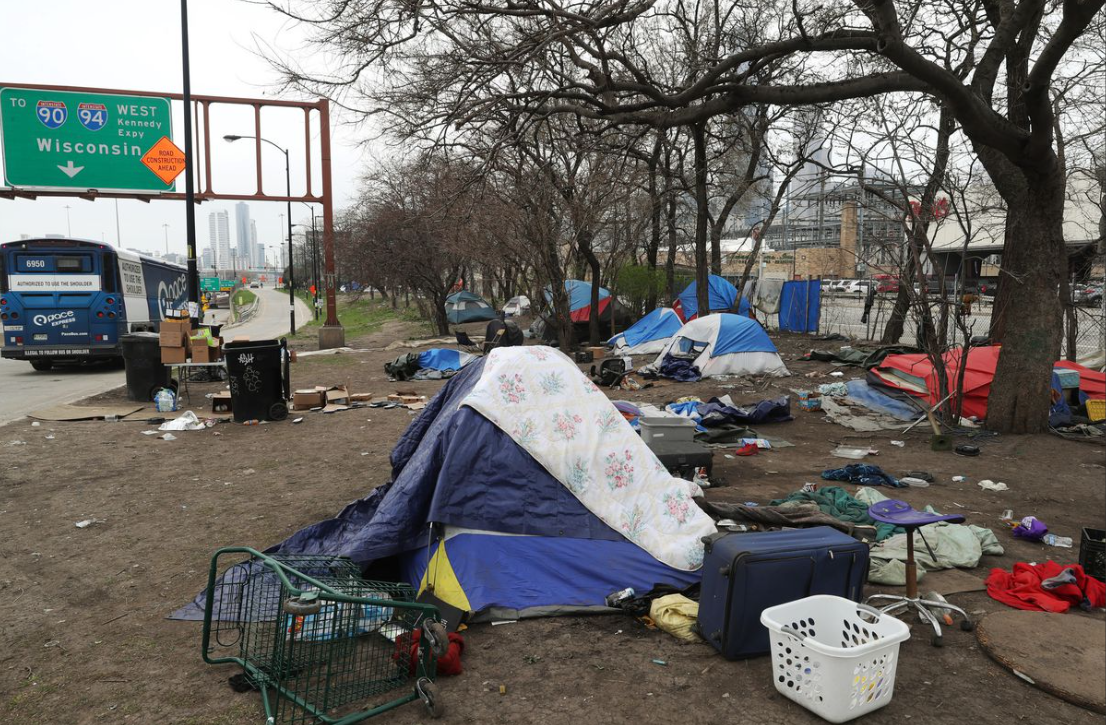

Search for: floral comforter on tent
xmin=462 ymin=346 xmax=715 ymax=570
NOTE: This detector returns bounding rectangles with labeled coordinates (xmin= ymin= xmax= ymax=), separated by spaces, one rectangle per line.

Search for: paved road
xmin=0 ymin=287 xmax=310 ymax=426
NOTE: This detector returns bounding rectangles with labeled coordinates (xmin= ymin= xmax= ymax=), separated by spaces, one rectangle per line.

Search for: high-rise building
xmin=208 ymin=210 xmax=231 ymax=270
xmin=234 ymin=202 xmax=251 ymax=263
xmin=249 ymin=220 xmax=262 ymax=268
xmin=201 ymin=246 xmax=215 ymax=270
xmin=257 ymin=243 xmax=266 ymax=269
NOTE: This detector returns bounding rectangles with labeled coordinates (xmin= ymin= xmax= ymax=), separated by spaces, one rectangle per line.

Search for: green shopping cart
xmin=201 ymin=547 xmax=447 ymax=724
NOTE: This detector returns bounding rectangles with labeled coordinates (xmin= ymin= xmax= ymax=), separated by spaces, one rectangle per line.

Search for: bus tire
xmin=30 ymin=360 xmax=54 ymax=372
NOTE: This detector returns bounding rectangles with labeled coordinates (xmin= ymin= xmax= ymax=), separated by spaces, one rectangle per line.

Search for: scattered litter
xmin=292 ymin=417 xmax=304 ymax=424
xmin=159 ymin=411 xmax=205 ymax=432
xmin=817 ymin=382 xmax=848 ymax=396
xmin=890 ymin=440 xmax=905 ymax=447
xmin=829 ymin=371 xmax=845 ymax=377
xmin=723 ymin=454 xmax=735 ymax=459
xmin=8 ymin=440 xmax=26 ymax=446
xmin=978 ymin=479 xmax=1009 ymax=492
xmin=952 ymin=475 xmax=967 ymax=483
xmin=45 ymin=435 xmax=55 ymax=440
xmin=903 ymin=470 xmax=934 ymax=482
xmin=75 ymin=519 xmax=101 ymax=528
xmin=955 ymin=444 xmax=981 ymax=457
xmin=499 ymin=685 xmax=507 ymax=695
xmin=651 ymin=659 xmax=668 ymax=666
xmin=161 ymin=433 xmax=177 ymax=441
xmin=242 ymin=469 xmax=256 ymax=475
xmin=490 ymin=620 xmax=517 ymax=626
xmin=900 ymin=477 xmax=930 ymax=488
xmin=31 ymin=422 xmax=41 ymax=427
xmin=361 ymin=452 xmax=369 ymax=456
xmin=831 ymin=446 xmax=878 ymax=459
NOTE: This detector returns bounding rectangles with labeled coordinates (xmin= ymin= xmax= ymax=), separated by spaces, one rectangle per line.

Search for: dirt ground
xmin=1 ymin=321 xmax=1103 ymax=725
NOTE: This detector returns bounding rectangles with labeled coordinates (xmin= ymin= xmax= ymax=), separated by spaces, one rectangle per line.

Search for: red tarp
xmin=872 ymin=345 xmax=1105 ymax=420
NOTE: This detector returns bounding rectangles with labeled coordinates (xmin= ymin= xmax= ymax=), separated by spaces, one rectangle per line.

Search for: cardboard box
xmin=587 ymin=346 xmax=606 ymax=360
xmin=160 ymin=328 xmax=186 ymax=348
xmin=293 ymin=390 xmax=325 ymax=410
xmin=161 ymin=346 xmax=187 ymax=364
xmin=326 ymin=386 xmax=350 ymax=405
xmin=350 ymin=393 xmax=373 ymax=402
xmin=212 ymin=391 xmax=232 ymax=413
xmin=192 ymin=341 xmax=222 ymax=363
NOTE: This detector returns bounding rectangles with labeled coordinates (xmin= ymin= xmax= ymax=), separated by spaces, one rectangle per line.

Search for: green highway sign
xmin=200 ymin=277 xmax=221 ymax=292
xmin=0 ymin=88 xmax=175 ymax=192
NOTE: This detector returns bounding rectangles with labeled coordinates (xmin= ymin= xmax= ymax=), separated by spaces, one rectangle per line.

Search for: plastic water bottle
xmin=242 ymin=419 xmax=260 ymax=426
xmin=1044 ymin=534 xmax=1073 ymax=548
xmin=154 ymin=388 xmax=177 ymax=413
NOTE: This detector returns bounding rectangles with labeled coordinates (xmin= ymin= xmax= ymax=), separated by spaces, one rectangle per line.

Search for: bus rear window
xmin=56 ymin=255 xmax=91 ymax=272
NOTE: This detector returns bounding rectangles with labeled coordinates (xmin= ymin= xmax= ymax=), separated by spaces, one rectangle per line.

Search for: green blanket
xmin=770 ymin=486 xmax=902 ymax=541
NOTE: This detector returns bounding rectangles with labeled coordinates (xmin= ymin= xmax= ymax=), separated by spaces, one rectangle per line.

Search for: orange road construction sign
xmin=141 ymin=136 xmax=186 ymax=185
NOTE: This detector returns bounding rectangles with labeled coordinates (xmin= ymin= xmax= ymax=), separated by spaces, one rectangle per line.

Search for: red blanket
xmin=986 ymin=561 xmax=1106 ymax=613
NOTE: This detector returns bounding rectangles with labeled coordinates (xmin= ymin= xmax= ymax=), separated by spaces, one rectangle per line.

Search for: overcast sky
xmin=0 ymin=0 xmax=373 ymax=260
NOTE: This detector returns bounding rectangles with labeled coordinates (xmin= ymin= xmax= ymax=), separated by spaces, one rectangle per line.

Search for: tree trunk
xmin=578 ymin=228 xmax=602 ymax=346
xmin=986 ymin=169 xmax=1066 ymax=434
xmin=431 ymin=290 xmax=450 ymax=335
xmin=665 ymin=195 xmax=678 ymax=301
xmin=646 ymin=134 xmax=663 ymax=313
xmin=692 ymin=122 xmax=710 ymax=317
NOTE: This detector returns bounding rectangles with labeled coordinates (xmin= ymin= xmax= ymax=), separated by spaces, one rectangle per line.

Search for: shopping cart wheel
xmin=269 ymin=402 xmax=289 ymax=421
xmin=416 ymin=678 xmax=443 ymax=719
xmin=282 ymin=595 xmax=323 ymax=616
xmin=423 ymin=621 xmax=449 ymax=657
xmin=960 ymin=619 xmax=974 ymax=632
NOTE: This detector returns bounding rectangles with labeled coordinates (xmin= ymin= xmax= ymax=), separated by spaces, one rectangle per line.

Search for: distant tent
xmin=445 ymin=290 xmax=497 ymax=325
xmin=608 ymin=307 xmax=683 ymax=355
xmin=544 ymin=280 xmax=611 ymax=323
xmin=674 ymin=275 xmax=750 ymax=321
xmin=651 ymin=313 xmax=790 ymax=378
xmin=173 ymin=347 xmax=713 ymax=623
xmin=418 ymin=348 xmax=476 ymax=372
xmin=870 ymin=345 xmax=1105 ymax=420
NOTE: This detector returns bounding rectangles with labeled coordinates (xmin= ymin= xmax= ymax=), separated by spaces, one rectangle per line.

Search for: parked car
xmin=825 ymin=279 xmax=848 ymax=296
xmin=841 ymin=280 xmax=873 ymax=297
xmin=1074 ymin=282 xmax=1103 ymax=306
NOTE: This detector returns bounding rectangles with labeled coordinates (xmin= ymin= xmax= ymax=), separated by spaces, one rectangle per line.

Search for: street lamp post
xmin=162 ymin=223 xmax=170 ymax=256
xmin=300 ymin=203 xmax=322 ymax=320
xmin=224 ymin=134 xmax=294 ymax=336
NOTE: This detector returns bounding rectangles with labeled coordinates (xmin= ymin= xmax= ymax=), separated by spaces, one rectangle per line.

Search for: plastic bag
xmin=649 ymin=593 xmax=700 ymax=643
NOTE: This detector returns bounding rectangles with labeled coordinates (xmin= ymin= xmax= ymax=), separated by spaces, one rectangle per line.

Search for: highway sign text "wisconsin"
xmin=0 ymin=87 xmax=175 ymax=192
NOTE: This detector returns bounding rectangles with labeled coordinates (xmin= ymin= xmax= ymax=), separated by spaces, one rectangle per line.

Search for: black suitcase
xmin=697 ymin=527 xmax=868 ymax=659
xmin=646 ymin=440 xmax=713 ymax=480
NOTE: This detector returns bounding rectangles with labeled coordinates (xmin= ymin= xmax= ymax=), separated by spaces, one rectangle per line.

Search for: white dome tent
xmin=650 ymin=314 xmax=790 ymax=378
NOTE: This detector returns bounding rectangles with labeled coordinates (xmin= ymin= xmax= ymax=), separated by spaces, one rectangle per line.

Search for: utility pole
xmin=64 ymin=205 xmax=72 ymax=237
xmin=180 ymin=0 xmax=199 ymax=320
xmin=162 ymin=223 xmax=170 ymax=256
xmin=114 ymin=199 xmax=122 ymax=245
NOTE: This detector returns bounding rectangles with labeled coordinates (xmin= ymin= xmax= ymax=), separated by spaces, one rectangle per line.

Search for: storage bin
xmin=640 ymin=416 xmax=697 ymax=444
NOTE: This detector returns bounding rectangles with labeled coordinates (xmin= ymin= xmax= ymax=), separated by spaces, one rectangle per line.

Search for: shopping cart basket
xmin=201 ymin=547 xmax=448 ymax=724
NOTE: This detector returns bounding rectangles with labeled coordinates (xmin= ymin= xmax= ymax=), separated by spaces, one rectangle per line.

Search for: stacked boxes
xmin=159 ymin=317 xmax=191 ymax=364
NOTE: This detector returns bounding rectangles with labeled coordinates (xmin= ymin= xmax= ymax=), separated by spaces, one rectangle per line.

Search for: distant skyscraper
xmin=257 ymin=243 xmax=266 ymax=269
xmin=234 ymin=202 xmax=251 ymax=263
xmin=249 ymin=220 xmax=262 ymax=268
xmin=208 ymin=210 xmax=230 ymax=270
xmin=201 ymin=246 xmax=214 ymax=270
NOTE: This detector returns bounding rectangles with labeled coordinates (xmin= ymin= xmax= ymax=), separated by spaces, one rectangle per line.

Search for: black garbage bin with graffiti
xmin=223 ymin=338 xmax=290 ymax=422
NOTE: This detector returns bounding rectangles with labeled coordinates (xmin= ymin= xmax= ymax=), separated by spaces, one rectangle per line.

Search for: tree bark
xmin=578 ymin=227 xmax=603 ymax=346
xmin=665 ymin=195 xmax=678 ymax=301
xmin=645 ymin=133 xmax=663 ymax=313
xmin=985 ymin=167 xmax=1067 ymax=433
xmin=692 ymin=122 xmax=710 ymax=317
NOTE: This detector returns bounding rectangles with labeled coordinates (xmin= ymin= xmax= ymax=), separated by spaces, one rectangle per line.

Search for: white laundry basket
xmin=760 ymin=595 xmax=911 ymax=723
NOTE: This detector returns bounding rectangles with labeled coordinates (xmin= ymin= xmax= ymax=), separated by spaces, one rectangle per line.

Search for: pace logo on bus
xmin=157 ymin=275 xmax=189 ymax=318
xmin=32 ymin=310 xmax=76 ymax=328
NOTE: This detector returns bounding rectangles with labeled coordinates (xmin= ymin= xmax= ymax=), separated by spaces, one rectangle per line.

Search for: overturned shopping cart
xmin=201 ymin=547 xmax=447 ymax=724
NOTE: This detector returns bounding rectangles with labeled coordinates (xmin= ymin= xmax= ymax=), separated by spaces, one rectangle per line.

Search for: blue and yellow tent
xmin=174 ymin=353 xmax=703 ymax=622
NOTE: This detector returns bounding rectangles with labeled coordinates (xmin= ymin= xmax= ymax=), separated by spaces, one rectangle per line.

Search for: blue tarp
xmin=778 ymin=280 xmax=822 ymax=333
xmin=844 ymin=379 xmax=920 ymax=421
xmin=677 ymin=275 xmax=749 ymax=319
xmin=418 ymin=348 xmax=470 ymax=371
xmin=609 ymin=307 xmax=682 ymax=349
xmin=711 ymin=313 xmax=778 ymax=358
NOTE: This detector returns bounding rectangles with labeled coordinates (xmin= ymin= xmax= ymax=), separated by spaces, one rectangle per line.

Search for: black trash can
xmin=223 ymin=338 xmax=289 ymax=422
xmin=120 ymin=332 xmax=174 ymax=402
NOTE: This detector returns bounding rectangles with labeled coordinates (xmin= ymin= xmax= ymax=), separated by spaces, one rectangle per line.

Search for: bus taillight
xmin=96 ymin=312 xmax=104 ymax=318
xmin=108 ymin=312 xmax=116 ymax=318
xmin=105 ymin=297 xmax=115 ymax=305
